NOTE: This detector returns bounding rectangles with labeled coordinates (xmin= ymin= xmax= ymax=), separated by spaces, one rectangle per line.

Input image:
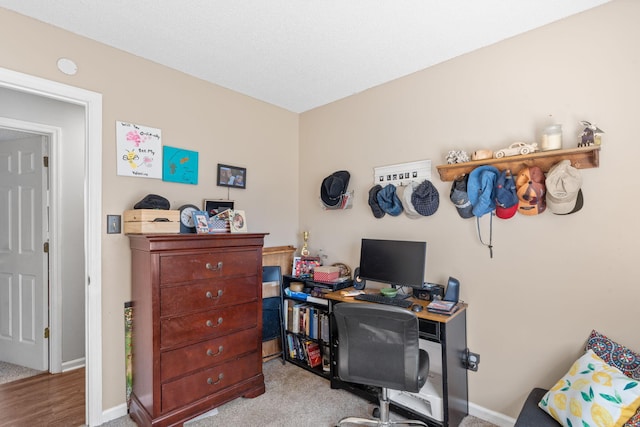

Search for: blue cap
xmin=376 ymin=184 xmax=403 ymax=216
xmin=468 ymin=165 xmax=499 ymax=217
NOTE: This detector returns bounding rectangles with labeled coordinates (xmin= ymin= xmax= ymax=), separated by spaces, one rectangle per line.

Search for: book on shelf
xmin=285 ymin=299 xmax=294 ymax=331
xmin=292 ymin=303 xmax=305 ymax=333
xmin=306 ymin=341 xmax=322 ymax=368
xmin=284 ymin=302 xmax=326 ymax=340
xmin=312 ymin=309 xmax=319 ymax=339
xmin=320 ymin=312 xmax=330 ymax=342
xmin=306 ymin=295 xmax=328 ymax=306
xmin=285 ymin=333 xmax=324 ymax=369
xmin=286 ymin=334 xmax=296 ymax=359
xmin=426 ymin=299 xmax=459 ymax=315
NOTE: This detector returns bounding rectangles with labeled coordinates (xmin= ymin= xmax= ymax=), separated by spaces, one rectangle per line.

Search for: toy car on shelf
xmin=494 ymin=142 xmax=538 ymax=158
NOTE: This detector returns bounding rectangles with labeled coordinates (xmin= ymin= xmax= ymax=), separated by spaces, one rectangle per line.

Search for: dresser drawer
xmin=160 ymin=276 xmax=258 ymax=317
xmin=161 ymin=302 xmax=259 ymax=349
xmin=161 ymin=352 xmax=260 ymax=413
xmin=160 ymin=328 xmax=259 ymax=382
xmin=159 ymin=249 xmax=260 ymax=285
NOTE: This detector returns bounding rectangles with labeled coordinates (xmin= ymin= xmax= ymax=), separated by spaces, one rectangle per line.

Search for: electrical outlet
xmin=463 ymin=348 xmax=480 ymax=371
xmin=107 ymin=215 xmax=121 ymax=234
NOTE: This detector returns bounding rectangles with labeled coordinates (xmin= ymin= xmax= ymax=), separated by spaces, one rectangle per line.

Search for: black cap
xmin=320 ymin=171 xmax=350 ymax=207
xmin=133 ymin=194 xmax=170 ymax=210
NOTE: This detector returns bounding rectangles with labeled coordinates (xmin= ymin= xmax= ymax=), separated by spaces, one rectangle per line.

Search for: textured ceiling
xmin=0 ymin=1 xmax=610 ymax=113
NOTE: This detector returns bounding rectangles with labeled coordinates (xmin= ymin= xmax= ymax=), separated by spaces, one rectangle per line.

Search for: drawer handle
xmin=205 ymin=261 xmax=223 ymax=271
xmin=207 ymin=373 xmax=224 ymax=385
xmin=206 ymin=318 xmax=223 ymax=328
xmin=205 ymin=290 xmax=223 ymax=299
xmin=206 ymin=346 xmax=224 ymax=357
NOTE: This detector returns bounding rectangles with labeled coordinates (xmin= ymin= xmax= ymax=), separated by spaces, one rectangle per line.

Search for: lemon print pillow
xmin=539 ymin=349 xmax=640 ymax=427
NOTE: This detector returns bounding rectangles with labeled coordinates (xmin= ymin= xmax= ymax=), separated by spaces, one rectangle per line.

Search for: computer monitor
xmin=358 ymin=238 xmax=426 ymax=289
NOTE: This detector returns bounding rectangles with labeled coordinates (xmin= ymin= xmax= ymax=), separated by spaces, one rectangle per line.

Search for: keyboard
xmin=354 ymin=293 xmax=413 ymax=308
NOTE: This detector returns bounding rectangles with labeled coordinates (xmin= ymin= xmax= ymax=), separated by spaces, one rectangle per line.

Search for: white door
xmin=0 ymin=134 xmax=48 ymax=371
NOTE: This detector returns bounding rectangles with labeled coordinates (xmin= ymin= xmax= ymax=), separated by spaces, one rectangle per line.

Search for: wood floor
xmin=0 ymin=368 xmax=85 ymax=427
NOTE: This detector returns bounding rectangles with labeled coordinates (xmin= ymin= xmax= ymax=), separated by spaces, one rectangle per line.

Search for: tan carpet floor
xmin=101 ymin=358 xmax=497 ymax=427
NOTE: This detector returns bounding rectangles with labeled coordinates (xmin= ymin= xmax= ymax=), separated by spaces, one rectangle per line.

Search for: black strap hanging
xmin=476 ymin=212 xmax=494 ymax=258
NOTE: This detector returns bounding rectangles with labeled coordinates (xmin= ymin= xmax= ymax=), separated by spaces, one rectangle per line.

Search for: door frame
xmin=0 ymin=118 xmax=62 ymax=373
xmin=0 ymin=67 xmax=103 ymax=426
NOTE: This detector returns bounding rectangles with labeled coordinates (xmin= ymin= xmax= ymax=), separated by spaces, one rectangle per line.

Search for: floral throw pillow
xmin=539 ymin=350 xmax=640 ymax=427
xmin=587 ymin=330 xmax=640 ymax=426
xmin=626 ymin=411 xmax=640 ymax=427
xmin=587 ymin=330 xmax=640 ymax=381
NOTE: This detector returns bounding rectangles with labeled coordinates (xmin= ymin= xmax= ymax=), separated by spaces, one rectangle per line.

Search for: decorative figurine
xmin=472 ymin=149 xmax=494 ymax=161
xmin=301 ymin=231 xmax=310 ymax=256
xmin=493 ymin=141 xmax=538 ymax=158
xmin=578 ymin=121 xmax=604 ymax=147
xmin=446 ymin=150 xmax=470 ymax=164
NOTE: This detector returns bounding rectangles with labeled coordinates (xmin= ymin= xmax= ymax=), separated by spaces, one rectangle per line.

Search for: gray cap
xmin=449 ymin=175 xmax=473 ymax=219
xmin=411 ymin=180 xmax=439 ymax=216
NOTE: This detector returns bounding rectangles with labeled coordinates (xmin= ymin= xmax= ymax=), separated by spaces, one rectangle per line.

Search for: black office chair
xmin=262 ymin=265 xmax=285 ymax=363
xmin=333 ymin=303 xmax=430 ymax=426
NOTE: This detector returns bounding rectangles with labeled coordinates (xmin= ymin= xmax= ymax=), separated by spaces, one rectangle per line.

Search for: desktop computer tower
xmin=388 ymin=339 xmax=444 ymax=422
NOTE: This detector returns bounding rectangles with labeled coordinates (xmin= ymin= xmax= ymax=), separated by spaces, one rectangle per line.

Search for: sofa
xmin=514 ymin=388 xmax=557 ymax=427
xmin=513 ymin=330 xmax=640 ymax=427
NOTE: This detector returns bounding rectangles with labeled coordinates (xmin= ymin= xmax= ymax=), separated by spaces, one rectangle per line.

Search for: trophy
xmin=301 ymin=231 xmax=310 ymax=256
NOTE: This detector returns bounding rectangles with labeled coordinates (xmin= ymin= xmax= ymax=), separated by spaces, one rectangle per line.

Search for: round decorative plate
xmin=332 ymin=262 xmax=351 ymax=278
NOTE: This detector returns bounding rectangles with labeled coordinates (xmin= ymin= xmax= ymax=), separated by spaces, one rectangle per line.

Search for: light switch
xmin=107 ymin=215 xmax=121 ymax=234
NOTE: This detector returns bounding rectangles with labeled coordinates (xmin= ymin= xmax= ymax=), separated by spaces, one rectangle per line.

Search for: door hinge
xmin=44 ymin=327 xmax=49 ymax=339
xmin=43 ymin=242 xmax=49 ymax=253
xmin=43 ymin=156 xmax=49 ymax=167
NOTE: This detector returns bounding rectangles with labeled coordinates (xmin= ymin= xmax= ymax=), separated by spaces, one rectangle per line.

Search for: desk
xmin=325 ymin=287 xmax=469 ymax=427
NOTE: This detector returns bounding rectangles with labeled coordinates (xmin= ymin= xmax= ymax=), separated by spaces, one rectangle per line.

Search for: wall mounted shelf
xmin=435 ymin=146 xmax=600 ymax=181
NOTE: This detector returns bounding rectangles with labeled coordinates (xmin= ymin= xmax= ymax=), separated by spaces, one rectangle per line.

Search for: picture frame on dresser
xmin=192 ymin=210 xmax=210 ymax=234
xmin=204 ymin=199 xmax=235 ymax=217
xmin=230 ymin=210 xmax=248 ymax=233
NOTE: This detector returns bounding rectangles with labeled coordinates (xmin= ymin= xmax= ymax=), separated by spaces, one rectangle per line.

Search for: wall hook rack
xmin=373 ymin=159 xmax=432 ymax=187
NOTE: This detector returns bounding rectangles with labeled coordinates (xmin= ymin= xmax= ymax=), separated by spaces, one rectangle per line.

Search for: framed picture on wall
xmin=217 ymin=164 xmax=246 ymax=189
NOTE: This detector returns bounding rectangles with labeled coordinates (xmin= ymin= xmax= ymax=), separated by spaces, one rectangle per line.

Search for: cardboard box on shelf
xmin=313 ymin=266 xmax=340 ymax=282
xmin=123 ymin=209 xmax=179 ymax=234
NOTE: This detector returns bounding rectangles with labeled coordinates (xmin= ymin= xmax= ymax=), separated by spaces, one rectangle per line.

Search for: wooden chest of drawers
xmin=128 ymin=233 xmax=267 ymax=427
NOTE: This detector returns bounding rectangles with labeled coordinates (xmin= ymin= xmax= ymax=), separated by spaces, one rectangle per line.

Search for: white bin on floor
xmin=388 ymin=372 xmax=444 ymax=422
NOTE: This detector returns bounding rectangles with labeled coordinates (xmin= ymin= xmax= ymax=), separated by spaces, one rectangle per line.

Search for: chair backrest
xmin=262 ymin=265 xmax=282 ymax=285
xmin=262 ymin=265 xmax=282 ymax=341
xmin=333 ymin=302 xmax=424 ymax=392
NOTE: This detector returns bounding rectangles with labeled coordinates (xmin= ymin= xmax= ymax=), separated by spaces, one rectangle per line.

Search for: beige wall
xmin=1 ymin=0 xmax=638 ymax=421
xmin=0 ymin=8 xmax=299 ymax=412
xmin=299 ymin=0 xmax=639 ymax=418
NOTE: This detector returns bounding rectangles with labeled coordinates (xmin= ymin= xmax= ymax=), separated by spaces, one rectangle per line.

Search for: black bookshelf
xmin=280 ymin=275 xmax=350 ymax=379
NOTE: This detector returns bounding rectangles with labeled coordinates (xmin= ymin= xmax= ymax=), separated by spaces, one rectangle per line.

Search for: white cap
xmin=546 ymin=160 xmax=582 ymax=214
xmin=400 ymin=181 xmax=422 ymax=219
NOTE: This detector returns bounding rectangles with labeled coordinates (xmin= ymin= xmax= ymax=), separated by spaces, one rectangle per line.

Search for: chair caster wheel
xmin=372 ymin=407 xmax=380 ymax=418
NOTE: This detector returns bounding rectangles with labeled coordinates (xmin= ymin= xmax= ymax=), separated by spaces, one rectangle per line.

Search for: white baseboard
xmin=61 ymin=357 xmax=85 ymax=372
xmin=102 ymin=403 xmax=128 ymax=424
xmin=469 ymin=401 xmax=516 ymax=427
